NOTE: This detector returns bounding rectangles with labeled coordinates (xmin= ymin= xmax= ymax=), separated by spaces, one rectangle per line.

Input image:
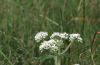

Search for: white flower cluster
xmin=55 ymin=40 xmax=64 ymax=46
xmin=35 ymin=31 xmax=83 ymax=53
xmin=35 ymin=31 xmax=48 ymax=42
xmin=69 ymin=33 xmax=82 ymax=43
xmin=50 ymin=32 xmax=68 ymax=39
xmin=39 ymin=39 xmax=62 ymax=52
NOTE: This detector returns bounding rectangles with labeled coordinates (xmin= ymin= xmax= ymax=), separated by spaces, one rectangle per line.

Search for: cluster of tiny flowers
xmin=39 ymin=41 xmax=51 ymax=52
xmin=35 ymin=31 xmax=48 ymax=42
xmin=35 ymin=31 xmax=82 ymax=53
xmin=55 ymin=40 xmax=64 ymax=46
xmin=39 ymin=39 xmax=60 ymax=52
xmin=50 ymin=32 xmax=68 ymax=39
xmin=69 ymin=33 xmax=82 ymax=43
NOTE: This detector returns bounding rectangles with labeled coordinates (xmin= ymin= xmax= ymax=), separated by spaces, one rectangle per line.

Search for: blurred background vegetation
xmin=0 ymin=0 xmax=100 ymax=65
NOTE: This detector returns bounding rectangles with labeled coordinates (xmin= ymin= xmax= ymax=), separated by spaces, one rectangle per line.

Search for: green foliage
xmin=0 ymin=0 xmax=100 ymax=65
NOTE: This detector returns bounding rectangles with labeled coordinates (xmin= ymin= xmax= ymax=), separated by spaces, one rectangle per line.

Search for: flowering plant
xmin=35 ymin=31 xmax=82 ymax=65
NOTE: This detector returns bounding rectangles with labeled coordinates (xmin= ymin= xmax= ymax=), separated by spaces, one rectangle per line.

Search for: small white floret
xmin=69 ymin=33 xmax=82 ymax=43
xmin=35 ymin=31 xmax=48 ymax=42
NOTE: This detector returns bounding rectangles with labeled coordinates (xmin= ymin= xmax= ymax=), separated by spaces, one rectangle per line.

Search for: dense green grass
xmin=0 ymin=0 xmax=100 ymax=65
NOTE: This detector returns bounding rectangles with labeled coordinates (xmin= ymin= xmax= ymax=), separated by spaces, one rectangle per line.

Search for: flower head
xmin=69 ymin=33 xmax=82 ymax=43
xmin=48 ymin=39 xmax=56 ymax=46
xmin=35 ymin=31 xmax=48 ymax=42
xmin=39 ymin=39 xmax=58 ymax=52
xmin=39 ymin=41 xmax=51 ymax=52
xmin=50 ymin=32 xmax=68 ymax=39
xmin=50 ymin=32 xmax=60 ymax=39
xmin=59 ymin=32 xmax=68 ymax=39
xmin=50 ymin=45 xmax=58 ymax=52
xmin=39 ymin=39 xmax=64 ymax=52
xmin=55 ymin=39 xmax=64 ymax=46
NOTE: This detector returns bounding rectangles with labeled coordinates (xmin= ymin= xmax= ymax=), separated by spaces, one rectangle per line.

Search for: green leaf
xmin=21 ymin=53 xmax=87 ymax=64
xmin=22 ymin=53 xmax=79 ymax=60
xmin=20 ymin=54 xmax=54 ymax=62
xmin=61 ymin=53 xmax=80 ymax=59
xmin=60 ymin=53 xmax=87 ymax=64
xmin=32 ymin=54 xmax=54 ymax=60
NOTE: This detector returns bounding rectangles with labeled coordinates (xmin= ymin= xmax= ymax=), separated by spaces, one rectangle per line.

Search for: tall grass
xmin=0 ymin=0 xmax=100 ymax=65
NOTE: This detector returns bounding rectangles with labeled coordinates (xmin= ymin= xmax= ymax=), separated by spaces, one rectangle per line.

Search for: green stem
xmin=91 ymin=54 xmax=95 ymax=65
xmin=60 ymin=42 xmax=73 ymax=55
xmin=54 ymin=56 xmax=57 ymax=65
xmin=54 ymin=42 xmax=73 ymax=65
xmin=57 ymin=56 xmax=61 ymax=65
xmin=57 ymin=47 xmax=61 ymax=65
xmin=54 ymin=47 xmax=61 ymax=65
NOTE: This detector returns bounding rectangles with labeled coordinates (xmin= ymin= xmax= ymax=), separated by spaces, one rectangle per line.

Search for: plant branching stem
xmin=60 ymin=42 xmax=73 ymax=55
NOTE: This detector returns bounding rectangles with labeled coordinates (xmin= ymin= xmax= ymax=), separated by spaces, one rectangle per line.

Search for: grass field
xmin=0 ymin=0 xmax=100 ymax=65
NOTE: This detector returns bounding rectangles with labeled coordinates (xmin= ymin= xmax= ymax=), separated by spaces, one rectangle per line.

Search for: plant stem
xmin=60 ymin=42 xmax=73 ymax=55
xmin=54 ymin=47 xmax=61 ymax=65
xmin=57 ymin=56 xmax=61 ymax=65
xmin=57 ymin=47 xmax=61 ymax=65
xmin=54 ymin=56 xmax=57 ymax=65
xmin=91 ymin=54 xmax=95 ymax=65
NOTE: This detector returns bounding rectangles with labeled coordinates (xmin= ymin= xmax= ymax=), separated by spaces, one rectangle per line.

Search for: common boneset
xmin=35 ymin=31 xmax=82 ymax=65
